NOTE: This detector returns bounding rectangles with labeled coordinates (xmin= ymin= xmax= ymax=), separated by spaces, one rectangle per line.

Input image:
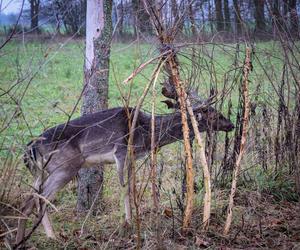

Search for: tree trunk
xmin=254 ymin=0 xmax=266 ymax=33
xmin=233 ymin=0 xmax=242 ymax=35
xmin=272 ymin=0 xmax=284 ymax=34
xmin=77 ymin=0 xmax=112 ymax=213
xmin=117 ymin=0 xmax=124 ymax=37
xmin=188 ymin=3 xmax=197 ymax=37
xmin=289 ymin=0 xmax=299 ymax=38
xmin=223 ymin=0 xmax=231 ymax=31
xmin=208 ymin=0 xmax=214 ymax=34
xmin=283 ymin=0 xmax=288 ymax=23
xmin=29 ymin=0 xmax=40 ymax=33
xmin=215 ymin=0 xmax=224 ymax=32
xmin=132 ymin=0 xmax=152 ymax=36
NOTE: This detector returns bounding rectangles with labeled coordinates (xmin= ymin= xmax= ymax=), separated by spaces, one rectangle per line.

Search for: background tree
xmin=289 ymin=0 xmax=299 ymax=37
xmin=116 ymin=0 xmax=124 ymax=38
xmin=272 ymin=0 xmax=284 ymax=33
xmin=29 ymin=0 xmax=40 ymax=32
xmin=41 ymin=0 xmax=86 ymax=35
xmin=215 ymin=0 xmax=224 ymax=32
xmin=188 ymin=2 xmax=197 ymax=36
xmin=254 ymin=0 xmax=266 ymax=33
xmin=77 ymin=0 xmax=112 ymax=213
xmin=132 ymin=0 xmax=152 ymax=37
xmin=223 ymin=0 xmax=231 ymax=31
xmin=233 ymin=0 xmax=242 ymax=34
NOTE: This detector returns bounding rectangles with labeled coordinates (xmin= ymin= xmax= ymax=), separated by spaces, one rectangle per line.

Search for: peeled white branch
xmin=223 ymin=47 xmax=251 ymax=236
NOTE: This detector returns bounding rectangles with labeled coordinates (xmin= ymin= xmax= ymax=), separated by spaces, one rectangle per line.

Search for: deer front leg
xmin=114 ymin=149 xmax=131 ymax=224
xmin=16 ymin=196 xmax=35 ymax=246
xmin=35 ymin=199 xmax=56 ymax=239
xmin=16 ymin=174 xmax=43 ymax=246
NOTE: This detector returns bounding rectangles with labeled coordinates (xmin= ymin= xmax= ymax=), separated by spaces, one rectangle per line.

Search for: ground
xmin=5 ymin=180 xmax=299 ymax=249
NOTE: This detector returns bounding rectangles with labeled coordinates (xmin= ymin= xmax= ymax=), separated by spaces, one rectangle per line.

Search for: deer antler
xmin=161 ymin=77 xmax=218 ymax=110
xmin=191 ymin=88 xmax=218 ymax=111
xmin=161 ymin=78 xmax=178 ymax=100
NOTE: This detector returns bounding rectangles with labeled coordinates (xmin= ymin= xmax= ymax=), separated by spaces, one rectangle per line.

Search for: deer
xmin=15 ymin=84 xmax=234 ymax=248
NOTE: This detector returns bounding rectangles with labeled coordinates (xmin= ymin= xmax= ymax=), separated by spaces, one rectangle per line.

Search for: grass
xmin=0 ymin=39 xmax=291 ymax=151
xmin=0 ymin=37 xmax=300 ymax=248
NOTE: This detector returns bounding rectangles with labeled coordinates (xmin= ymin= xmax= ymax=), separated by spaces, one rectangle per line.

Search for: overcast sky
xmin=1 ymin=0 xmax=28 ymax=15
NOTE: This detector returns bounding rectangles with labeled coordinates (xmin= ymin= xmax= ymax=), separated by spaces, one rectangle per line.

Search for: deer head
xmin=194 ymin=105 xmax=235 ymax=132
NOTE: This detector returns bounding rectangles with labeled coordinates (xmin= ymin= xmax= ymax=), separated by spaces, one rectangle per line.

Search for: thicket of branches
xmin=0 ymin=0 xmax=300 ymax=249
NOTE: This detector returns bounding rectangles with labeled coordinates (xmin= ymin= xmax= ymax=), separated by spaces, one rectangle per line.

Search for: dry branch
xmin=185 ymin=98 xmax=211 ymax=231
xmin=123 ymin=50 xmax=171 ymax=85
xmin=167 ymin=57 xmax=194 ymax=232
xmin=223 ymin=47 xmax=252 ymax=236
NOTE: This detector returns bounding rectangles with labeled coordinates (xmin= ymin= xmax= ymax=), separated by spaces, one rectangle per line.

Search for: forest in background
xmin=0 ymin=0 xmax=300 ymax=249
xmin=1 ymin=0 xmax=300 ymax=39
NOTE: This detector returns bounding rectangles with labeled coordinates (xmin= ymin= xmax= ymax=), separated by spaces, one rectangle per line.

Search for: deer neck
xmin=154 ymin=112 xmax=189 ymax=148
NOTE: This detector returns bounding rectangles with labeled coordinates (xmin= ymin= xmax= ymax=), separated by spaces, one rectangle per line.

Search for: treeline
xmin=2 ymin=0 xmax=300 ymax=39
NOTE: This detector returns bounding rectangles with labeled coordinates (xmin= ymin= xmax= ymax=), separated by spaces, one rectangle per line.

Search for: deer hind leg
xmin=16 ymin=195 xmax=35 ymax=246
xmin=114 ymin=148 xmax=131 ymax=224
xmin=16 ymin=161 xmax=82 ymax=247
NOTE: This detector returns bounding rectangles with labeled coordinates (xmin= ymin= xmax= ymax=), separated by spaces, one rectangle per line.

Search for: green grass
xmin=1 ymin=38 xmax=300 ymax=249
xmin=1 ymin=38 xmax=299 ymax=160
xmin=0 ymin=41 xmax=177 ymax=154
xmin=1 ymin=38 xmax=298 ymax=161
xmin=0 ymin=40 xmax=156 ymax=153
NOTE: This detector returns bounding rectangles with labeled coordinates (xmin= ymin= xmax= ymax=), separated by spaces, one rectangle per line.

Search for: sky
xmin=0 ymin=0 xmax=27 ymax=15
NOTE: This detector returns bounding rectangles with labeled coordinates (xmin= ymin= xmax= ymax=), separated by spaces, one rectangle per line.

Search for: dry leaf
xmin=163 ymin=207 xmax=173 ymax=218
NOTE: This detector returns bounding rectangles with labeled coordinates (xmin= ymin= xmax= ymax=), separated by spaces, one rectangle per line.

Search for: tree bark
xmin=223 ymin=0 xmax=231 ymax=31
xmin=77 ymin=0 xmax=112 ymax=213
xmin=254 ymin=0 xmax=266 ymax=33
xmin=215 ymin=0 xmax=224 ymax=32
xmin=29 ymin=0 xmax=40 ymax=33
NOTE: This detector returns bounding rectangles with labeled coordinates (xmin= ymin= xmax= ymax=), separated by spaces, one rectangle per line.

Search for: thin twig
xmin=123 ymin=50 xmax=171 ymax=84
